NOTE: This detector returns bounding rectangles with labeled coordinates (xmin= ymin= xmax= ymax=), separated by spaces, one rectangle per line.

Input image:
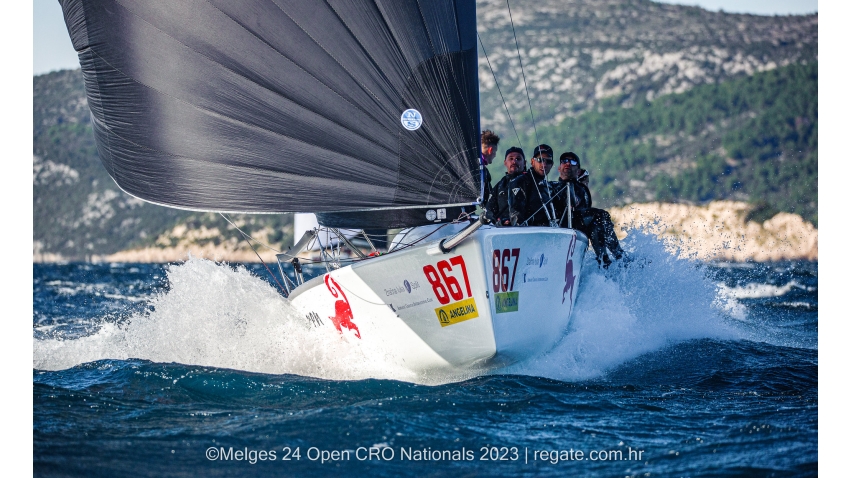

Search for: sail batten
xmin=61 ymin=0 xmax=481 ymax=220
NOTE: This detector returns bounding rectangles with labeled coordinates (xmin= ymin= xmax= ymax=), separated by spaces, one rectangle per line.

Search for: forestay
xmin=61 ymin=0 xmax=481 ymax=222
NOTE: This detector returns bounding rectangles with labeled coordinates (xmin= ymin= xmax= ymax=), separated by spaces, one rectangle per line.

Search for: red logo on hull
xmin=325 ymin=275 xmax=361 ymax=339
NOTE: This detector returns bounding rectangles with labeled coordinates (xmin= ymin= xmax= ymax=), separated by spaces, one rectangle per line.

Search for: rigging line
xmin=505 ymin=0 xmax=554 ymax=225
xmin=505 ymin=0 xmax=541 ymax=150
xmin=219 ymin=213 xmax=288 ymax=296
xmin=219 ymin=213 xmax=281 ymax=253
xmin=477 ymin=33 xmax=523 ymax=150
xmin=520 ymin=181 xmax=570 ymax=226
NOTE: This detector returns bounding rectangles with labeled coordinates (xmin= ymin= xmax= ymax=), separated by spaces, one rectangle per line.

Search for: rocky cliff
xmin=610 ymin=201 xmax=817 ymax=261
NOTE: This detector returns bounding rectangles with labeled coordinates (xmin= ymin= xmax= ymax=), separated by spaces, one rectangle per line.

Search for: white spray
xmin=34 ymin=230 xmax=740 ymax=384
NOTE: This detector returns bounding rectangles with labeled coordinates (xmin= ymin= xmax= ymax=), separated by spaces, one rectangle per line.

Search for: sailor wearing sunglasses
xmin=554 ymin=152 xmax=626 ymax=268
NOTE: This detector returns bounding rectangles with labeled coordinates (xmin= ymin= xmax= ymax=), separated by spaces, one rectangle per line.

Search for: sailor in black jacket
xmin=480 ymin=130 xmax=500 ymax=205
xmin=524 ymin=144 xmax=558 ymax=227
xmin=486 ymin=146 xmax=529 ymax=226
xmin=554 ymin=152 xmax=625 ymax=267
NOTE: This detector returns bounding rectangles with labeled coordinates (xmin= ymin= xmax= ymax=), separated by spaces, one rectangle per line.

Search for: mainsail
xmin=60 ymin=0 xmax=481 ymax=224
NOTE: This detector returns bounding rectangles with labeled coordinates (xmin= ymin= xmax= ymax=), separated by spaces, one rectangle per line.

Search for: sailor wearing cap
xmin=554 ymin=152 xmax=626 ymax=267
xmin=485 ymin=146 xmax=530 ymax=226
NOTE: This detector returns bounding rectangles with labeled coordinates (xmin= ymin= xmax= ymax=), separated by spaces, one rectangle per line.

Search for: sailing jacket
xmin=485 ymin=170 xmax=554 ymax=226
xmin=481 ymin=160 xmax=493 ymax=205
xmin=486 ymin=171 xmax=530 ymax=226
xmin=551 ymin=178 xmax=593 ymax=227
xmin=524 ymin=170 xmax=556 ymax=226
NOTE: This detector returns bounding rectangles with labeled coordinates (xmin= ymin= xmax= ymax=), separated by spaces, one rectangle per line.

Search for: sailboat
xmin=60 ymin=0 xmax=588 ymax=374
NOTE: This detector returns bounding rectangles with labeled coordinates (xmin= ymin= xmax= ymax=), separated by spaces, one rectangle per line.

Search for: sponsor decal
xmin=562 ymin=235 xmax=579 ymax=307
xmin=401 ymin=108 xmax=422 ymax=130
xmin=435 ymin=297 xmax=479 ymax=327
xmin=522 ymin=274 xmax=548 ymax=283
xmin=425 ymin=209 xmax=447 ymax=221
xmin=494 ymin=291 xmax=519 ymax=314
xmin=525 ymin=253 xmax=548 ymax=267
xmin=395 ymin=297 xmax=434 ymax=311
xmin=386 ymin=279 xmax=420 ymax=297
xmin=325 ymin=275 xmax=361 ymax=339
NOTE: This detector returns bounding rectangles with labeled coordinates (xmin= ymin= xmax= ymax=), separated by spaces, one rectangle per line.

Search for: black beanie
xmin=504 ymin=146 xmax=525 ymax=159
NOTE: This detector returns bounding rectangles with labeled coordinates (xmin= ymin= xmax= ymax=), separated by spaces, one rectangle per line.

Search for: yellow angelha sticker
xmin=435 ymin=297 xmax=479 ymax=327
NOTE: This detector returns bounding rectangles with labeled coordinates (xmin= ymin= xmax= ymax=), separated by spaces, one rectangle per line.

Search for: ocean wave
xmin=717 ymin=281 xmax=803 ymax=299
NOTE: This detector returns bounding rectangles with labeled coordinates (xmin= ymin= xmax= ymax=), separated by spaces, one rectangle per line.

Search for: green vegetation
xmin=532 ymin=61 xmax=817 ymax=225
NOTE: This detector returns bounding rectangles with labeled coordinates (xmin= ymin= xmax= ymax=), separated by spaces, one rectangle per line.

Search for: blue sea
xmin=33 ymin=233 xmax=817 ymax=476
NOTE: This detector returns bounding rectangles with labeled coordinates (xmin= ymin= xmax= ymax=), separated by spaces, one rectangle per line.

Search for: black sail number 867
xmin=492 ymin=248 xmax=520 ymax=293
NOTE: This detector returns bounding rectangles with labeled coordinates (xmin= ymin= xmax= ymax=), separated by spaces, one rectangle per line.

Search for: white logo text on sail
xmin=401 ymin=109 xmax=423 ymax=131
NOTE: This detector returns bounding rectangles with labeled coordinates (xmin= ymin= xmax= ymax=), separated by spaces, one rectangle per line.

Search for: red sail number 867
xmin=422 ymin=256 xmax=472 ymax=305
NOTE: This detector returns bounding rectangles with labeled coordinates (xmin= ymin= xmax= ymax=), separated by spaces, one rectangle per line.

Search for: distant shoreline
xmin=33 ymin=201 xmax=817 ymax=264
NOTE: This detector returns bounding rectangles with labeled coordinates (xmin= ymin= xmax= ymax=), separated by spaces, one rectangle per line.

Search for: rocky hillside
xmin=33 ymin=0 xmax=817 ymax=261
xmin=476 ymin=0 xmax=817 ymax=134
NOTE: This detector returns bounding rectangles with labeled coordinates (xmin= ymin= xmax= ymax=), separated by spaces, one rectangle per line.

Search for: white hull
xmin=288 ymin=226 xmax=588 ymax=374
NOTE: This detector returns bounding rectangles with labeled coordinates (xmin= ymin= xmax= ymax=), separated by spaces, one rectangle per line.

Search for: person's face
xmin=558 ymin=159 xmax=580 ymax=178
xmin=531 ymin=154 xmax=553 ymax=176
xmin=482 ymin=144 xmax=498 ymax=164
xmin=504 ymin=152 xmax=524 ymax=174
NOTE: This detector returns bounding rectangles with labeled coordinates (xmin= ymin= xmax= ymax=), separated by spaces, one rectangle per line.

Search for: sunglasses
xmin=533 ymin=157 xmax=554 ymax=163
xmin=560 ymin=159 xmax=579 ymax=165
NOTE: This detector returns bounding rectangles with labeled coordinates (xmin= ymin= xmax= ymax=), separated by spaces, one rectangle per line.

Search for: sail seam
xmin=415 ymin=0 xmax=478 ymax=197
xmin=110 ymin=0 xmax=396 ymax=159
xmin=267 ymin=0 xmax=391 ymax=118
xmin=414 ymin=0 xmax=477 ymax=148
xmin=82 ymin=46 xmax=398 ymax=180
xmin=201 ymin=0 xmax=397 ymax=142
xmin=323 ymin=1 xmax=402 ymax=110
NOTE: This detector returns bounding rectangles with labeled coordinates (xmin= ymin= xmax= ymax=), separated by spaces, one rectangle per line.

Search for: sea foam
xmin=501 ymin=229 xmax=739 ymax=381
xmin=33 ymin=258 xmax=420 ymax=382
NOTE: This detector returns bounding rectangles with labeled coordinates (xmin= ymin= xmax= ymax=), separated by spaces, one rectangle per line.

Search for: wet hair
xmin=481 ymin=130 xmax=501 ymax=147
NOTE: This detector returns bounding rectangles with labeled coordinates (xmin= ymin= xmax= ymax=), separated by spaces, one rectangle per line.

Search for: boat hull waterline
xmin=288 ymin=227 xmax=589 ymax=375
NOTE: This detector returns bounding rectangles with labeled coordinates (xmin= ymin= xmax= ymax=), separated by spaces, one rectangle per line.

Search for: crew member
xmin=480 ymin=130 xmax=500 ymax=205
xmin=525 ymin=144 xmax=557 ymax=226
xmin=554 ymin=152 xmax=626 ymax=267
xmin=485 ymin=146 xmax=528 ymax=226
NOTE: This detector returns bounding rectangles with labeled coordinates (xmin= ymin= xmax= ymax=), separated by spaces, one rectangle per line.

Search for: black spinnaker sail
xmin=60 ymin=0 xmax=481 ymax=226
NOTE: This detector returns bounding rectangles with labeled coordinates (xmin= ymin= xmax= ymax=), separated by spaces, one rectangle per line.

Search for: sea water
xmin=33 ymin=232 xmax=817 ymax=476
